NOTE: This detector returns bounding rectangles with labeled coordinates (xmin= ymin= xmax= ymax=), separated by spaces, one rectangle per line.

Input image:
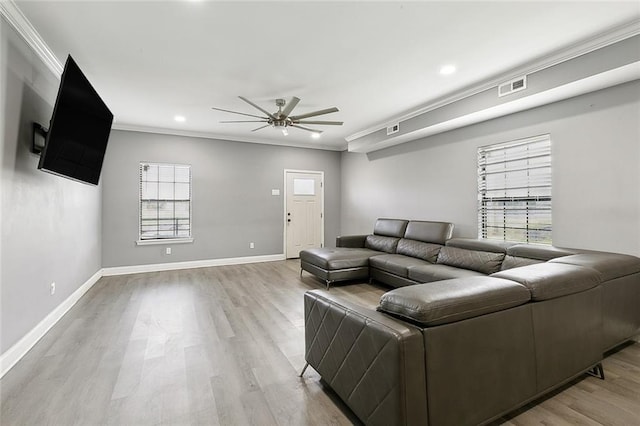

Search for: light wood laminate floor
xmin=1 ymin=260 xmax=639 ymax=425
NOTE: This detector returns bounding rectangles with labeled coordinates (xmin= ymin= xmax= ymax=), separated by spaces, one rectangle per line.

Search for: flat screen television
xmin=38 ymin=55 xmax=113 ymax=185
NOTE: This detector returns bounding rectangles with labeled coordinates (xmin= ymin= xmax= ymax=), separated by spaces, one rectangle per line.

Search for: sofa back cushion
xmin=396 ymin=239 xmax=442 ymax=263
xmin=403 ymin=221 xmax=453 ymax=245
xmin=492 ymin=263 xmax=601 ymax=301
xmin=365 ymin=235 xmax=401 ymax=253
xmin=378 ymin=276 xmax=530 ymax=326
xmin=549 ymin=253 xmax=640 ymax=282
xmin=500 ymin=244 xmax=575 ymax=271
xmin=437 ymin=246 xmax=505 ymax=275
xmin=445 ymin=238 xmax=512 ymax=253
xmin=373 ymin=218 xmax=409 ymax=238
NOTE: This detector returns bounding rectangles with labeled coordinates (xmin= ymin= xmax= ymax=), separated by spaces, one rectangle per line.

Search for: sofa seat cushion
xmin=369 ymin=254 xmax=429 ymax=278
xmin=300 ymin=248 xmax=381 ymax=270
xmin=436 ymin=246 xmax=505 ymax=275
xmin=549 ymin=253 xmax=640 ymax=282
xmin=408 ymin=263 xmax=485 ymax=283
xmin=378 ymin=277 xmax=530 ymax=326
xmin=492 ymin=263 xmax=602 ymax=301
xmin=396 ymin=239 xmax=442 ymax=263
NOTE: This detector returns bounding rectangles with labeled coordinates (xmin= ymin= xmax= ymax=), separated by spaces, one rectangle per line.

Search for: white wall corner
xmin=0 ymin=268 xmax=104 ymax=378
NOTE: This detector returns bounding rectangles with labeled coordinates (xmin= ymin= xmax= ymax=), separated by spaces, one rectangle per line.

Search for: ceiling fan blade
xmin=220 ymin=120 xmax=268 ymax=123
xmin=211 ymin=106 xmax=265 ymax=119
xmin=290 ymin=107 xmax=339 ymax=120
xmin=291 ymin=124 xmax=323 ymax=134
xmin=239 ymin=96 xmax=277 ymax=119
xmin=280 ymin=96 xmax=300 ymax=118
xmin=294 ymin=120 xmax=343 ymax=126
xmin=251 ymin=124 xmax=271 ymax=132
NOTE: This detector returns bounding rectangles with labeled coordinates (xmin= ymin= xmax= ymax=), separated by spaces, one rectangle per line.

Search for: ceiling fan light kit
xmin=212 ymin=96 xmax=343 ymax=137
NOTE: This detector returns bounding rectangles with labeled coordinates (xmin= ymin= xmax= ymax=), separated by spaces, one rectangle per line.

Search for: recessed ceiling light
xmin=311 ymin=132 xmax=321 ymax=139
xmin=174 ymin=115 xmax=186 ymax=122
xmin=440 ymin=65 xmax=457 ymax=75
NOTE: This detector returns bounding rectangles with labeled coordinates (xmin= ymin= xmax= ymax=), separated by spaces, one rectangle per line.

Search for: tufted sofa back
xmin=437 ymin=238 xmax=511 ymax=274
xmin=396 ymin=220 xmax=454 ymax=262
xmin=365 ymin=218 xmax=409 ymax=253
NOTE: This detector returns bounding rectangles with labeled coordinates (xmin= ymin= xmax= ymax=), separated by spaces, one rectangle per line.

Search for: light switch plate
xmin=271 ymin=189 xmax=280 ymax=196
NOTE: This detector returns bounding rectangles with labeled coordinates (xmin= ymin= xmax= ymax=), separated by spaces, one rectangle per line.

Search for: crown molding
xmin=346 ymin=18 xmax=640 ymax=142
xmin=0 ymin=0 xmax=63 ymax=78
xmin=111 ymin=123 xmax=346 ymax=152
xmin=349 ymin=62 xmax=640 ymax=153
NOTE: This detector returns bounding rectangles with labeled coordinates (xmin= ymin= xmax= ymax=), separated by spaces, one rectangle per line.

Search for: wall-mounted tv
xmin=37 ymin=55 xmax=113 ymax=185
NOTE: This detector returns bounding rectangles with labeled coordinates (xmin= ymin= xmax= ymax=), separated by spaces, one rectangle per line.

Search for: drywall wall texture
xmin=0 ymin=18 xmax=102 ymax=353
xmin=341 ymin=81 xmax=640 ymax=256
xmin=101 ymin=130 xmax=341 ymax=267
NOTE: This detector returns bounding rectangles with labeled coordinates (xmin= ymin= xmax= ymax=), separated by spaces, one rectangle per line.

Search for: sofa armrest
xmin=303 ymin=290 xmax=427 ymax=426
xmin=336 ymin=234 xmax=368 ymax=248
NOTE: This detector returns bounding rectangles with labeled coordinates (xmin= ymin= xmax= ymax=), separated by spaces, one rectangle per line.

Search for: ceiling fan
xmin=212 ymin=96 xmax=343 ymax=136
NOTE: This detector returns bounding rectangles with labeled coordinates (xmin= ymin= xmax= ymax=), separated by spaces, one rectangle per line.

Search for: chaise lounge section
xmin=300 ymin=218 xmax=454 ymax=288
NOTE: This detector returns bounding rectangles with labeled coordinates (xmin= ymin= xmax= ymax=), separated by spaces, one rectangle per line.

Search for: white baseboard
xmin=101 ymin=253 xmax=286 ymax=276
xmin=0 ymin=253 xmax=287 ymax=378
xmin=0 ymin=268 xmax=103 ymax=379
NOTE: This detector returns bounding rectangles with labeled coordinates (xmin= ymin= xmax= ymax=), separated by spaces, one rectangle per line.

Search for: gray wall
xmin=341 ymin=81 xmax=640 ymax=256
xmin=1 ymin=18 xmax=102 ymax=353
xmin=101 ymin=130 xmax=341 ymax=267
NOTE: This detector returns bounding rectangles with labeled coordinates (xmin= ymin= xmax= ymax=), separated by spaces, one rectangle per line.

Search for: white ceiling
xmin=13 ymin=1 xmax=640 ymax=150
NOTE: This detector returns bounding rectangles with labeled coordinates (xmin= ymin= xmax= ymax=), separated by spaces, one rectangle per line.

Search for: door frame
xmin=283 ymin=169 xmax=325 ymax=258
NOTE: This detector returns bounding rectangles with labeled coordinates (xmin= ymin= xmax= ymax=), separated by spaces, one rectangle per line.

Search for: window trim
xmin=135 ymin=237 xmax=193 ymax=246
xmin=477 ymin=134 xmax=552 ymax=244
xmin=137 ymin=161 xmax=193 ymax=244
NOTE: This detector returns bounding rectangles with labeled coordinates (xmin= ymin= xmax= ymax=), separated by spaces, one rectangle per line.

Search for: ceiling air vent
xmin=387 ymin=123 xmax=400 ymax=135
xmin=498 ymin=75 xmax=527 ymax=97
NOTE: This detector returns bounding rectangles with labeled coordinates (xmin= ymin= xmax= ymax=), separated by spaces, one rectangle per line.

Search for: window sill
xmin=136 ymin=238 xmax=194 ymax=246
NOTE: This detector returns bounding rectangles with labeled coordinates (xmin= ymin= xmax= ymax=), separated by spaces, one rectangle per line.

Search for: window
xmin=478 ymin=135 xmax=551 ymax=244
xmin=139 ymin=162 xmax=192 ymax=241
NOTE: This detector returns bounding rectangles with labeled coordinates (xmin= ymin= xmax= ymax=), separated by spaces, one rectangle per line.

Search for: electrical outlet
xmin=165 ymin=247 xmax=172 ymax=255
xmin=249 ymin=242 xmax=255 ymax=249
xmin=50 ymin=282 xmax=56 ymax=295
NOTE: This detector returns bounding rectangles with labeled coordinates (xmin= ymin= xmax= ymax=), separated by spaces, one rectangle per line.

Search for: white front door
xmin=285 ymin=170 xmax=324 ymax=258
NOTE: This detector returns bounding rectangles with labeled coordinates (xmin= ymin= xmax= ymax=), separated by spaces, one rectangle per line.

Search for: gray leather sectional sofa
xmin=300 ymin=219 xmax=455 ymax=288
xmin=300 ymin=219 xmax=640 ymax=426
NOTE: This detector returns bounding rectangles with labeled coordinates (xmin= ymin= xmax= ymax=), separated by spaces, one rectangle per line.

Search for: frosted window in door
xmin=294 ymin=178 xmax=315 ymax=195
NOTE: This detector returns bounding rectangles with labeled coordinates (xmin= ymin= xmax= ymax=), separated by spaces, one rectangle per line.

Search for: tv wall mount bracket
xmin=32 ymin=122 xmax=48 ymax=154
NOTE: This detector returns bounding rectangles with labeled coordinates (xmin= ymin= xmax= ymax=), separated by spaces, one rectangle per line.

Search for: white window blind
xmin=478 ymin=135 xmax=552 ymax=244
xmin=139 ymin=162 xmax=191 ymax=240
